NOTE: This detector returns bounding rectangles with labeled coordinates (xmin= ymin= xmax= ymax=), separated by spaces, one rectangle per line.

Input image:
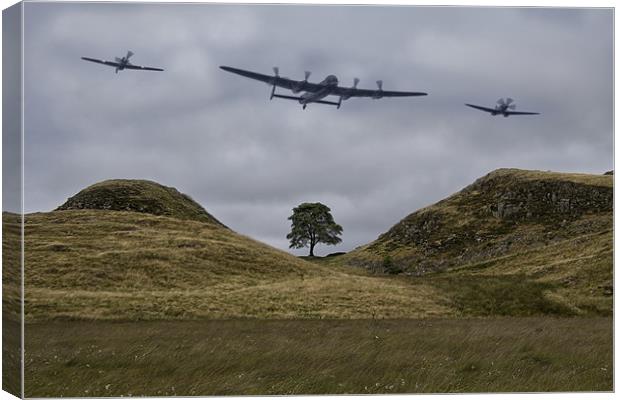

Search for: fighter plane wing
xmin=333 ymin=86 xmax=427 ymax=98
xmin=124 ymin=63 xmax=164 ymax=71
xmin=504 ymin=110 xmax=540 ymax=115
xmin=220 ymin=66 xmax=322 ymax=92
xmin=81 ymin=57 xmax=120 ymax=67
xmin=465 ymin=103 xmax=497 ymax=113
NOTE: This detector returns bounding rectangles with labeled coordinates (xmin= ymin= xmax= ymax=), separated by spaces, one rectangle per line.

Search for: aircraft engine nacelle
xmin=342 ymin=77 xmax=360 ymax=100
xmin=292 ymin=71 xmax=312 ymax=94
xmin=372 ymin=80 xmax=384 ymax=99
xmin=291 ymin=84 xmax=303 ymax=94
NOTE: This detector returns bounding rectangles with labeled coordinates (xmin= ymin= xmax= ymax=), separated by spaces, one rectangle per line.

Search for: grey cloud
xmin=22 ymin=4 xmax=613 ymax=255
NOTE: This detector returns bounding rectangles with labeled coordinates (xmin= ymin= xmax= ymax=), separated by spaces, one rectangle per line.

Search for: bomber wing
xmin=81 ymin=57 xmax=120 ymax=67
xmin=333 ymin=86 xmax=427 ymax=98
xmin=465 ymin=103 xmax=497 ymax=113
xmin=220 ymin=66 xmax=322 ymax=93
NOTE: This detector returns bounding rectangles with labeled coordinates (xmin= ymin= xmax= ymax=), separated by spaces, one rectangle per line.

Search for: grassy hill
xmin=56 ymin=179 xmax=225 ymax=226
xmin=16 ymin=170 xmax=613 ymax=321
xmin=23 ymin=180 xmax=451 ymax=321
xmin=339 ymin=168 xmax=613 ymax=316
xmin=13 ymin=173 xmax=613 ymax=395
xmin=23 ymin=210 xmax=450 ymax=321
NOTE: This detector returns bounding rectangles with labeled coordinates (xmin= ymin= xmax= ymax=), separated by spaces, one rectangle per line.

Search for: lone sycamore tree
xmin=286 ymin=202 xmax=343 ymax=257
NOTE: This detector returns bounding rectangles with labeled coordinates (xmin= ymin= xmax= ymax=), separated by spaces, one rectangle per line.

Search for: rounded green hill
xmin=56 ymin=179 xmax=225 ymax=226
xmin=345 ymin=168 xmax=613 ymax=276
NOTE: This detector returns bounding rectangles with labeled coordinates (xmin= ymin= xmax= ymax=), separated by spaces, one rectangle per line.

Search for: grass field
xmin=3 ymin=318 xmax=21 ymax=397
xmin=9 ymin=171 xmax=614 ymax=396
xmin=24 ymin=317 xmax=612 ymax=397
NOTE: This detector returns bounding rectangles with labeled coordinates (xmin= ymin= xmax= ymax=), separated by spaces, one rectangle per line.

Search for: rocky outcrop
xmin=468 ymin=174 xmax=612 ymax=222
xmin=357 ymin=169 xmax=613 ymax=275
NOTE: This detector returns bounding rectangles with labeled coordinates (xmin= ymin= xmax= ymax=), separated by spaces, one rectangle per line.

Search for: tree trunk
xmin=309 ymin=242 xmax=315 ymax=257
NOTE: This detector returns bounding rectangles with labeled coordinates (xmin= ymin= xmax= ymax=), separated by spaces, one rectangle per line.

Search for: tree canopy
xmin=286 ymin=202 xmax=343 ymax=257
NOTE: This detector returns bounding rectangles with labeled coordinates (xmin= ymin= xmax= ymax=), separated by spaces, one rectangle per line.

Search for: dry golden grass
xmin=26 ymin=274 xmax=450 ymax=320
xmin=22 ymin=210 xmax=452 ymax=321
xmin=16 ymin=204 xmax=613 ymax=321
xmin=482 ymin=168 xmax=613 ymax=187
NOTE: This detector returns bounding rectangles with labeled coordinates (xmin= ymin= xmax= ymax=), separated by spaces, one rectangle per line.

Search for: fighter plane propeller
xmin=220 ymin=65 xmax=427 ymax=110
xmin=465 ymin=98 xmax=539 ymax=117
xmin=81 ymin=51 xmax=164 ymax=73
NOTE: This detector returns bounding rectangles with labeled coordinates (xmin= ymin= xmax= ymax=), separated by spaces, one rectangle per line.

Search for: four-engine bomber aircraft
xmin=220 ymin=65 xmax=427 ymax=109
xmin=465 ymin=98 xmax=539 ymax=117
xmin=81 ymin=51 xmax=164 ymax=73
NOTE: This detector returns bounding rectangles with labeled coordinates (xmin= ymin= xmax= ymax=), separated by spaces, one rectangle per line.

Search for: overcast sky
xmin=22 ymin=3 xmax=612 ymax=255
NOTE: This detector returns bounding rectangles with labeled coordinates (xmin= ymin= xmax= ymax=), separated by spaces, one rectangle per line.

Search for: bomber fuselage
xmin=299 ymin=75 xmax=339 ymax=105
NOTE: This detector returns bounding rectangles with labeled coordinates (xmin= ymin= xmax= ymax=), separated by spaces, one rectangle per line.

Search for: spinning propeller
xmin=497 ymin=97 xmax=516 ymax=110
xmin=115 ymin=51 xmax=134 ymax=63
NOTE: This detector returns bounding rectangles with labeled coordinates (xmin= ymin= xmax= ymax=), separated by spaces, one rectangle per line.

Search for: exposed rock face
xmin=56 ymin=179 xmax=225 ymax=227
xmin=469 ymin=173 xmax=612 ymax=221
xmin=354 ymin=169 xmax=613 ymax=275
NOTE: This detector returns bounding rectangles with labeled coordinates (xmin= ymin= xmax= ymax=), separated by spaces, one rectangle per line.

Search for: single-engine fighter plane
xmin=220 ymin=65 xmax=427 ymax=109
xmin=465 ymin=98 xmax=539 ymax=117
xmin=81 ymin=51 xmax=164 ymax=73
